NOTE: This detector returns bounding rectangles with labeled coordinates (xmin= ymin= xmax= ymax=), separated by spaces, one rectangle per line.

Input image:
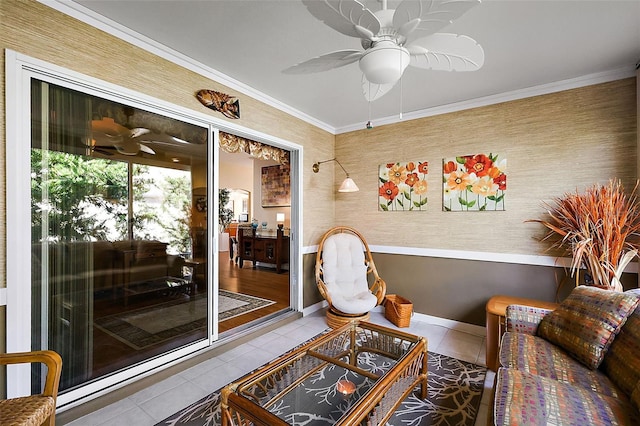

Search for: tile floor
xmin=62 ymin=311 xmax=495 ymax=425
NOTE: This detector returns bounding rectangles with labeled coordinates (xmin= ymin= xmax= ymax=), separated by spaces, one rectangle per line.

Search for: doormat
xmin=156 ymin=349 xmax=486 ymax=425
xmin=94 ymin=290 xmax=275 ymax=350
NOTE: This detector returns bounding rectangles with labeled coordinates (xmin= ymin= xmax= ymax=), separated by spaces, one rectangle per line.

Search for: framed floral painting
xmin=379 ymin=161 xmax=428 ymax=211
xmin=442 ymin=153 xmax=507 ymax=211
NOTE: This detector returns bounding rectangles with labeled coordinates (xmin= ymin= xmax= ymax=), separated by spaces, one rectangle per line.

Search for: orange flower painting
xmin=379 ymin=161 xmax=428 ymax=211
xmin=442 ymin=153 xmax=507 ymax=211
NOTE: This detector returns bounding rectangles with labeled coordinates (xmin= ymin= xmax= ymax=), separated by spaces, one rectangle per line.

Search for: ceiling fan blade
xmin=283 ymin=50 xmax=362 ymax=74
xmin=362 ymin=74 xmax=396 ymax=101
xmin=302 ymin=0 xmax=380 ymax=40
xmin=138 ymin=132 xmax=178 ymax=145
xmin=91 ymin=132 xmax=123 ymax=147
xmin=129 ymin=127 xmax=151 ymax=138
xmin=407 ymin=33 xmax=484 ymax=71
xmin=139 ymin=133 xmax=206 ymax=157
xmin=91 ymin=117 xmax=130 ymax=137
xmin=138 ymin=143 xmax=156 ymax=155
xmin=114 ymin=138 xmax=141 ymax=156
xmin=393 ymin=0 xmax=481 ymax=41
xmin=397 ymin=18 xmax=421 ymax=39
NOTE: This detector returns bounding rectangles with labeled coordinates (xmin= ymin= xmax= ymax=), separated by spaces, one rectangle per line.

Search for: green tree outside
xmin=31 ymin=150 xmax=190 ymax=254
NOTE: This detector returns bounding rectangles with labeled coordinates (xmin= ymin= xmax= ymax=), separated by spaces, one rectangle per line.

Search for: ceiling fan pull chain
xmin=399 ymin=54 xmax=403 ymax=120
xmin=366 ymin=81 xmax=373 ymax=129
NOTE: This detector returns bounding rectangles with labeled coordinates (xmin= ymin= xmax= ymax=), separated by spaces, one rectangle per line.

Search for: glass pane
xmin=30 ymin=79 xmax=209 ymax=393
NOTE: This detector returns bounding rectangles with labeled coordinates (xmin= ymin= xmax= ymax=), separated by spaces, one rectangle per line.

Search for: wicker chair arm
xmin=315 ymin=257 xmax=334 ymax=307
xmin=0 ymin=350 xmax=62 ymax=398
xmin=371 ymin=277 xmax=387 ymax=305
xmin=316 ymin=278 xmax=333 ymax=307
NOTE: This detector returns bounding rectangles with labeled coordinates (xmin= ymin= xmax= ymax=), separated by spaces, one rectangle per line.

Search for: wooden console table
xmin=237 ymin=227 xmax=289 ymax=273
xmin=486 ymin=295 xmax=558 ymax=371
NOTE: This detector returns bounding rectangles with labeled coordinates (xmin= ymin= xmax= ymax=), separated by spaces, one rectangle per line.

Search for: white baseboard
xmin=302 ymin=300 xmax=328 ymax=316
xmin=411 ymin=312 xmax=486 ymax=337
xmin=304 ymin=301 xmax=486 ymax=337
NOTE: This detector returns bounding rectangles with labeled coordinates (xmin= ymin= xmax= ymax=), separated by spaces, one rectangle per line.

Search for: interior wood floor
xmin=218 ymin=251 xmax=291 ymax=332
xmin=89 ymin=251 xmax=290 ymax=383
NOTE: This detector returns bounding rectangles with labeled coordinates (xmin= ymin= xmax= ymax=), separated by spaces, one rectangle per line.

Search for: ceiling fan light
xmin=114 ymin=145 xmax=139 ymax=156
xmin=359 ymin=41 xmax=410 ymax=84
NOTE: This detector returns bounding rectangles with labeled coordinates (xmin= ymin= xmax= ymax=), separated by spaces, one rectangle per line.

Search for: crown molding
xmin=335 ymin=66 xmax=637 ymax=134
xmin=39 ymin=0 xmax=336 ymax=134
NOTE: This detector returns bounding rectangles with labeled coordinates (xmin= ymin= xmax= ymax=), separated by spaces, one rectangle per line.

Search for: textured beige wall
xmin=0 ymin=0 xmax=335 ymax=256
xmin=335 ymin=79 xmax=637 ymax=256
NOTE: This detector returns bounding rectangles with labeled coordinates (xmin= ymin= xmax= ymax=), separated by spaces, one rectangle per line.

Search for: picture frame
xmin=442 ymin=153 xmax=507 ymax=212
xmin=261 ymin=164 xmax=291 ymax=207
xmin=195 ymin=196 xmax=207 ymax=212
xmin=378 ymin=160 xmax=428 ymax=211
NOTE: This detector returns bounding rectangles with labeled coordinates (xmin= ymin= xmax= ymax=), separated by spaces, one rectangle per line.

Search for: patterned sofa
xmin=493 ymin=286 xmax=640 ymax=425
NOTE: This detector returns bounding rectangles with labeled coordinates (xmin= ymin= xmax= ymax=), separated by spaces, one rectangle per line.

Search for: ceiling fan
xmin=90 ymin=117 xmax=156 ymax=156
xmin=90 ymin=106 xmax=160 ymax=156
xmin=284 ymin=0 xmax=484 ymax=101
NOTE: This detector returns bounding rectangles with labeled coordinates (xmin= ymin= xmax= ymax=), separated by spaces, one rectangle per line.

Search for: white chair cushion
xmin=322 ymin=233 xmax=377 ymax=314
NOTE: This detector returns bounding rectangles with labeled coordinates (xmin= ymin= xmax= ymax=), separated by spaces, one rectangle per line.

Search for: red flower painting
xmin=442 ymin=153 xmax=507 ymax=211
xmin=379 ymin=161 xmax=428 ymax=211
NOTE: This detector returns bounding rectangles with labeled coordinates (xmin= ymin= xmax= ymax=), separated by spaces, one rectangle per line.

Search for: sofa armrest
xmin=505 ymin=304 xmax=553 ymax=335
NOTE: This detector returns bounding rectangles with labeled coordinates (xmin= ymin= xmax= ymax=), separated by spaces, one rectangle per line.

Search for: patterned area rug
xmin=94 ymin=290 xmax=274 ymax=350
xmin=156 ymin=347 xmax=486 ymax=425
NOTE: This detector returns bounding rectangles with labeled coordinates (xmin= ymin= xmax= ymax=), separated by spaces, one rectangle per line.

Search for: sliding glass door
xmin=28 ymin=79 xmax=211 ymax=393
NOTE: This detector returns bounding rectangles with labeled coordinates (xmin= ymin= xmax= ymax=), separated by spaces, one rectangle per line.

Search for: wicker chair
xmin=0 ymin=350 xmax=62 ymax=426
xmin=315 ymin=226 xmax=386 ymax=328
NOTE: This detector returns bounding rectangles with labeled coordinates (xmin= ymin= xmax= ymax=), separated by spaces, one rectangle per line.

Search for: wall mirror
xmin=226 ymin=188 xmax=250 ymax=221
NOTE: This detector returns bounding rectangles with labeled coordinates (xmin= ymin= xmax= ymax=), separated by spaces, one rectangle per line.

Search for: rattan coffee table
xmin=220 ymin=320 xmax=427 ymax=425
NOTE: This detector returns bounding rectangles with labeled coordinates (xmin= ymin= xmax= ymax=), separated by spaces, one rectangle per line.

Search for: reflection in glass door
xmin=29 ymin=79 xmax=210 ymax=393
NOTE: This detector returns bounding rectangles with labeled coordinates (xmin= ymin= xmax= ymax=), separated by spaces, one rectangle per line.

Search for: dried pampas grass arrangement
xmin=529 ymin=179 xmax=640 ymax=292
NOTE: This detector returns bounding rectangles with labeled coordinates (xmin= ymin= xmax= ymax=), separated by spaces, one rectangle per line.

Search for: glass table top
xmin=228 ymin=321 xmax=426 ymax=425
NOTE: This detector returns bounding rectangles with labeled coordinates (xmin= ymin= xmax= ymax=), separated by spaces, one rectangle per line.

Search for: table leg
xmin=420 ymin=342 xmax=428 ymax=399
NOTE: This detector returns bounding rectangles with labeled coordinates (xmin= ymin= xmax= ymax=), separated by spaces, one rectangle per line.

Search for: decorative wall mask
xmin=443 ymin=153 xmax=507 ymax=211
xmin=195 ymin=89 xmax=240 ymax=119
xmin=379 ymin=161 xmax=428 ymax=211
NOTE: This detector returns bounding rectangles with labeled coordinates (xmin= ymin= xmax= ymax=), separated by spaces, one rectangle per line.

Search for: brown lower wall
xmin=303 ymin=253 xmax=323 ymax=308
xmin=303 ymin=251 xmax=638 ymax=327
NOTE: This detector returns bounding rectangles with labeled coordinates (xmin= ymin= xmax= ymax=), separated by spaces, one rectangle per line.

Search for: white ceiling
xmin=68 ymin=0 xmax=640 ymax=133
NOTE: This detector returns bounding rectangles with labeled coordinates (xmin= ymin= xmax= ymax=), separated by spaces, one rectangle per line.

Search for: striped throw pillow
xmin=538 ymin=286 xmax=639 ymax=370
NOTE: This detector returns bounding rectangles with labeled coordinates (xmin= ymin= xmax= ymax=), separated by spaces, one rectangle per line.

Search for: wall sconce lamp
xmin=312 ymin=158 xmax=359 ymax=192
